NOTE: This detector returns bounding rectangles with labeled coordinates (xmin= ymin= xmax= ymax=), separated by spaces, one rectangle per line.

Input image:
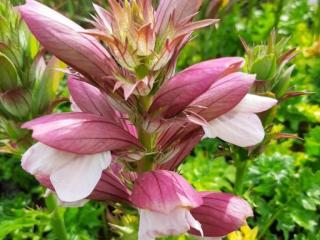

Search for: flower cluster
xmin=19 ymin=0 xmax=277 ymax=239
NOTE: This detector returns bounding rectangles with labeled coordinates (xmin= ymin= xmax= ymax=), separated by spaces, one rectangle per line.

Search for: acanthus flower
xmin=18 ymin=0 xmax=276 ymax=238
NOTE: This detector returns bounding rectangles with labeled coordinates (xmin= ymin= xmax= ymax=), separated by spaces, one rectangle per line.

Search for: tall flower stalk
xmin=18 ymin=0 xmax=281 ymax=239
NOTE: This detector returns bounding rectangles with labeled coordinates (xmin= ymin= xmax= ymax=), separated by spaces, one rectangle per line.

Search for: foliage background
xmin=1 ymin=0 xmax=319 ymax=239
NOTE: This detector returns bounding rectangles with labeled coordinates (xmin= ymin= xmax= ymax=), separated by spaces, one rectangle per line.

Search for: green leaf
xmin=0 ymin=52 xmax=19 ymax=92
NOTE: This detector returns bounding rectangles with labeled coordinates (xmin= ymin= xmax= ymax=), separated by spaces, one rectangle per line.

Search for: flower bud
xmin=243 ymin=31 xmax=296 ymax=95
xmin=0 ymin=52 xmax=20 ymax=92
xmin=250 ymin=54 xmax=277 ymax=81
xmin=0 ymin=88 xmax=32 ymax=119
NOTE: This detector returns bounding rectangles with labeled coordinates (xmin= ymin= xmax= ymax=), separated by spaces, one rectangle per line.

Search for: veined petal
xmin=68 ymin=76 xmax=118 ymax=121
xmin=149 ymin=57 xmax=245 ymax=118
xmin=89 ymin=168 xmax=131 ymax=204
xmin=137 ymin=24 xmax=156 ymax=56
xmin=130 ymin=170 xmax=203 ymax=214
xmin=139 ymin=207 xmax=202 ymax=240
xmin=190 ymin=192 xmax=253 ymax=237
xmin=22 ymin=143 xmax=111 ymax=202
xmin=203 ymin=111 xmax=265 ymax=147
xmin=232 ymin=94 xmax=278 ymax=113
xmin=22 ymin=112 xmax=141 ymax=154
xmin=190 ymin=72 xmax=255 ymax=121
xmin=160 ymin=133 xmax=203 ymax=170
xmin=155 ymin=0 xmax=202 ymax=34
xmin=18 ymin=0 xmax=116 ymax=86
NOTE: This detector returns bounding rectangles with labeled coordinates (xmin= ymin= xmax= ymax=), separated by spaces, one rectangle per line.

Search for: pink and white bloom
xmin=22 ymin=143 xmax=111 ymax=202
xmin=21 ymin=77 xmax=141 ymax=203
xmin=130 ymin=170 xmax=203 ymax=239
xmin=151 ymin=59 xmax=277 ymax=149
xmin=130 ymin=170 xmax=253 ymax=239
xmin=202 ymin=94 xmax=277 ymax=147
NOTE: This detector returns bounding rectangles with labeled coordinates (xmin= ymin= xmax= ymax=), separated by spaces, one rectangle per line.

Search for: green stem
xmin=136 ymin=95 xmax=155 ymax=172
xmin=234 ymin=157 xmax=248 ymax=195
xmin=45 ymin=193 xmax=68 ymax=240
xmin=233 ymin=147 xmax=250 ymax=195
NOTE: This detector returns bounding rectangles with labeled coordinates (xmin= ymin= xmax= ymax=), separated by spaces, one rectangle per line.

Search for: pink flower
xmin=150 ymin=59 xmax=277 ymax=150
xmin=21 ymin=77 xmax=141 ymax=203
xmin=130 ymin=170 xmax=253 ymax=239
xmin=130 ymin=170 xmax=203 ymax=239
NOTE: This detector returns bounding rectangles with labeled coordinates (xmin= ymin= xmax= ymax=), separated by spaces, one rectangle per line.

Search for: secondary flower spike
xmin=18 ymin=0 xmax=276 ymax=238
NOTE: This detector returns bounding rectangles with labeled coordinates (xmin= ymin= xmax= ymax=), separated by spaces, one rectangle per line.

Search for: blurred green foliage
xmin=1 ymin=0 xmax=320 ymax=239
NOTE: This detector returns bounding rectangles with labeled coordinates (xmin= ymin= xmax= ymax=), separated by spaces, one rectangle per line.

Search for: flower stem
xmin=234 ymin=159 xmax=248 ymax=195
xmin=136 ymin=95 xmax=155 ymax=172
xmin=233 ymin=149 xmax=249 ymax=195
xmin=45 ymin=193 xmax=68 ymax=240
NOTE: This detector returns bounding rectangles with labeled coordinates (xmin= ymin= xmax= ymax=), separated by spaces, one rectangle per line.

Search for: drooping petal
xmin=149 ymin=58 xmax=245 ymax=118
xmin=202 ymin=93 xmax=277 ymax=147
xmin=139 ymin=207 xmax=202 ymax=240
xmin=203 ymin=111 xmax=265 ymax=147
xmin=130 ymin=170 xmax=203 ymax=214
xmin=18 ymin=0 xmax=116 ymax=86
xmin=190 ymin=192 xmax=253 ymax=238
xmin=22 ymin=112 xmax=142 ymax=154
xmin=231 ymin=94 xmax=278 ymax=113
xmin=36 ymin=163 xmax=131 ymax=204
xmin=22 ymin=143 xmax=112 ymax=202
xmin=68 ymin=75 xmax=118 ymax=121
xmin=189 ymin=73 xmax=256 ymax=121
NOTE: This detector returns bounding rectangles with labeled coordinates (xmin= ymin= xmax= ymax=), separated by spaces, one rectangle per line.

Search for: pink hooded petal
xmin=68 ymin=76 xmax=118 ymax=120
xmin=22 ymin=143 xmax=112 ymax=202
xmin=22 ymin=112 xmax=141 ymax=154
xmin=138 ymin=207 xmax=202 ymax=240
xmin=232 ymin=94 xmax=278 ymax=113
xmin=190 ymin=192 xmax=253 ymax=237
xmin=18 ymin=0 xmax=116 ymax=86
xmin=203 ymin=111 xmax=265 ymax=147
xmin=190 ymin=72 xmax=255 ymax=121
xmin=160 ymin=132 xmax=203 ymax=170
xmin=149 ymin=58 xmax=244 ymax=118
xmin=89 ymin=169 xmax=131 ymax=204
xmin=130 ymin=170 xmax=203 ymax=214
